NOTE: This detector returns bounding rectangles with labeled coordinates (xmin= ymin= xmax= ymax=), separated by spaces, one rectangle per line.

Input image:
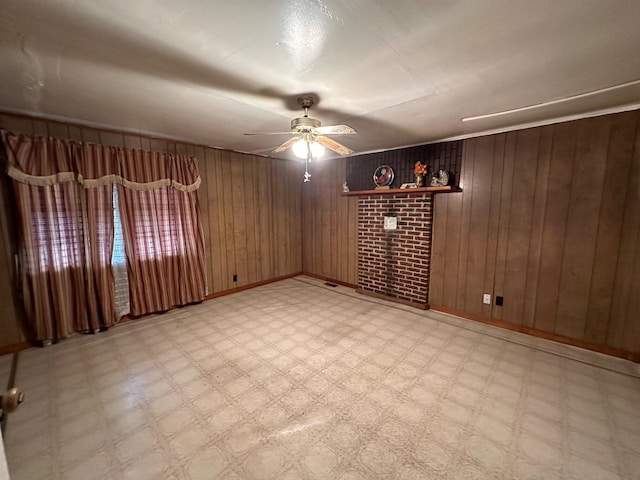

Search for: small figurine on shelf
xmin=430 ymin=169 xmax=450 ymax=186
xmin=414 ymin=161 xmax=427 ymax=187
xmin=342 ymin=181 xmax=350 ymax=192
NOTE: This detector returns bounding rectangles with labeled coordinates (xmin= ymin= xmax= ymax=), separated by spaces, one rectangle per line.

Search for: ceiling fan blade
xmin=316 ymin=136 xmax=354 ymax=156
xmin=314 ymin=124 xmax=357 ymax=135
xmin=244 ymin=131 xmax=295 ymax=136
xmin=272 ymin=136 xmax=300 ymax=153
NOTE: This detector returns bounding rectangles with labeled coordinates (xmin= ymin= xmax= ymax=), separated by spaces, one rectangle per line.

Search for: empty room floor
xmin=3 ymin=276 xmax=639 ymax=480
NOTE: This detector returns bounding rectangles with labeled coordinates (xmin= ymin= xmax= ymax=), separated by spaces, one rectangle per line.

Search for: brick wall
xmin=357 ymin=193 xmax=433 ymax=307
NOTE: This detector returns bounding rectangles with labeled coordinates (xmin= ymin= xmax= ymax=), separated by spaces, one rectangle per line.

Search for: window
xmin=26 ymin=184 xmax=84 ymax=273
xmin=112 ymin=188 xmax=130 ymax=318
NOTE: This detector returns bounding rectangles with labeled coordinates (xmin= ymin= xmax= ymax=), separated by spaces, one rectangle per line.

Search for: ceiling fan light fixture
xmin=292 ymin=138 xmax=325 ymax=159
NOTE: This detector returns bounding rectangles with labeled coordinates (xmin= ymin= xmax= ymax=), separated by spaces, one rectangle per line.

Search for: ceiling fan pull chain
xmin=304 ymin=145 xmax=311 ymax=182
xmin=304 ymin=161 xmax=311 ymax=182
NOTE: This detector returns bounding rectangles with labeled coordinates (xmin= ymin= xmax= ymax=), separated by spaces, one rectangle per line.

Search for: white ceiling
xmin=1 ymin=0 xmax=639 ymax=160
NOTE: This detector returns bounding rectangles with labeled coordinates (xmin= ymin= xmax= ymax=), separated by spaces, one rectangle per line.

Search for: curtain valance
xmin=1 ymin=130 xmax=201 ymax=192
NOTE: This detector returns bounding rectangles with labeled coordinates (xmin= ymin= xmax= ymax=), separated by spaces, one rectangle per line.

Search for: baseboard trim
xmin=0 ymin=342 xmax=32 ymax=357
xmin=356 ymin=288 xmax=429 ymax=310
xmin=205 ymin=272 xmax=303 ymax=300
xmin=430 ymin=304 xmax=640 ymax=363
xmin=299 ymin=273 xmax=430 ymax=310
xmin=301 ymin=272 xmax=357 ymax=290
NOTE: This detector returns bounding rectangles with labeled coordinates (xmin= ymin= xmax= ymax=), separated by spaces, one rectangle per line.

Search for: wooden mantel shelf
xmin=342 ymin=185 xmax=461 ymax=196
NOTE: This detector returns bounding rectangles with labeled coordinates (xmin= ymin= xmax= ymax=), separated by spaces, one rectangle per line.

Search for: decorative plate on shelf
xmin=373 ymin=165 xmax=394 ymax=187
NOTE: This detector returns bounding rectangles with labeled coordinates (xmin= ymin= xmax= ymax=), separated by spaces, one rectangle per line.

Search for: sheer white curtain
xmin=111 ymin=189 xmax=130 ymax=319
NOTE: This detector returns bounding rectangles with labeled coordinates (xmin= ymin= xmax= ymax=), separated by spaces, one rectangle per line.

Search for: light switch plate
xmin=384 ymin=216 xmax=398 ymax=230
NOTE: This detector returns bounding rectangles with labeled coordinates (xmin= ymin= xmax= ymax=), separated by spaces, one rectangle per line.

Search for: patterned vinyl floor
xmin=3 ymin=276 xmax=640 ymax=479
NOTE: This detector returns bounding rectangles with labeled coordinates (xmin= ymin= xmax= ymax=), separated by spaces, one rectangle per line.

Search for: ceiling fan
xmin=245 ymin=96 xmax=356 ymax=181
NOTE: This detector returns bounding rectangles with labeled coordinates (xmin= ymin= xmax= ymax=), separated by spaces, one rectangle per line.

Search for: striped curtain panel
xmin=2 ymin=130 xmax=206 ymax=340
xmin=117 ymin=149 xmax=206 ymax=316
xmin=1 ymin=131 xmax=116 ymax=341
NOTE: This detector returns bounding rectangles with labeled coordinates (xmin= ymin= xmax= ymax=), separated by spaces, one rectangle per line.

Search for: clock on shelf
xmin=373 ymin=165 xmax=394 ymax=188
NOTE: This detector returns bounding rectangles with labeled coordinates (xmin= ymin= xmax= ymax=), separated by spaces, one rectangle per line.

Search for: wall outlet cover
xmin=483 ymin=293 xmax=491 ymax=304
xmin=384 ymin=216 xmax=398 ymax=230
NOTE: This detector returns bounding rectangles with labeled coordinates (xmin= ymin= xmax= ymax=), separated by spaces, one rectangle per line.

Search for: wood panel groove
xmin=461 ymin=138 xmax=477 ymax=312
xmin=465 ymin=136 xmax=492 ymax=316
xmin=585 ymin=121 xmax=614 ymax=342
xmin=523 ymin=126 xmax=553 ymax=328
xmin=430 ymin=194 xmax=448 ymax=306
xmin=530 ymin=127 xmax=556 ymax=326
xmin=609 ymin=114 xmax=640 ymax=350
xmin=547 ymin=122 xmax=577 ymax=334
xmin=582 ymin=119 xmax=623 ymax=342
xmin=521 ymin=129 xmax=542 ymax=327
xmin=485 ymin=134 xmax=505 ymax=318
xmin=442 ymin=151 xmax=464 ymax=308
xmin=492 ymin=132 xmax=517 ymax=321
xmin=455 ymin=139 xmax=474 ymax=309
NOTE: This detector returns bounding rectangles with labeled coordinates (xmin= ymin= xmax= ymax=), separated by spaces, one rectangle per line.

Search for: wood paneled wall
xmin=430 ymin=110 xmax=640 ymax=355
xmin=3 ymin=110 xmax=639 ymax=357
xmin=0 ymin=113 xmax=303 ymax=348
xmin=302 ymin=111 xmax=640 ymax=357
xmin=201 ymin=149 xmax=302 ymax=292
xmin=302 ymin=158 xmax=358 ymax=286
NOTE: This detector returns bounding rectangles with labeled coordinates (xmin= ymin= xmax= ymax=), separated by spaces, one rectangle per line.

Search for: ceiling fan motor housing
xmin=291 ymin=116 xmax=321 ymax=131
xmin=297 ymin=96 xmax=314 ymax=109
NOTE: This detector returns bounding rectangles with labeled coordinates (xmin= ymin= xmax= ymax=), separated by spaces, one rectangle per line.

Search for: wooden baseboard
xmin=300 ymin=272 xmax=429 ymax=310
xmin=300 ymin=272 xmax=357 ymax=289
xmin=0 ymin=341 xmax=32 ymax=357
xmin=205 ymin=272 xmax=303 ymax=300
xmin=430 ymin=304 xmax=640 ymax=363
xmin=356 ymin=288 xmax=429 ymax=310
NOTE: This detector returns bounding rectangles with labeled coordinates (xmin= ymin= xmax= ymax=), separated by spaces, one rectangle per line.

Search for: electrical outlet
xmin=483 ymin=293 xmax=491 ymax=305
xmin=383 ymin=216 xmax=398 ymax=230
xmin=232 ymin=274 xmax=237 ymax=282
xmin=496 ymin=296 xmax=503 ymax=306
